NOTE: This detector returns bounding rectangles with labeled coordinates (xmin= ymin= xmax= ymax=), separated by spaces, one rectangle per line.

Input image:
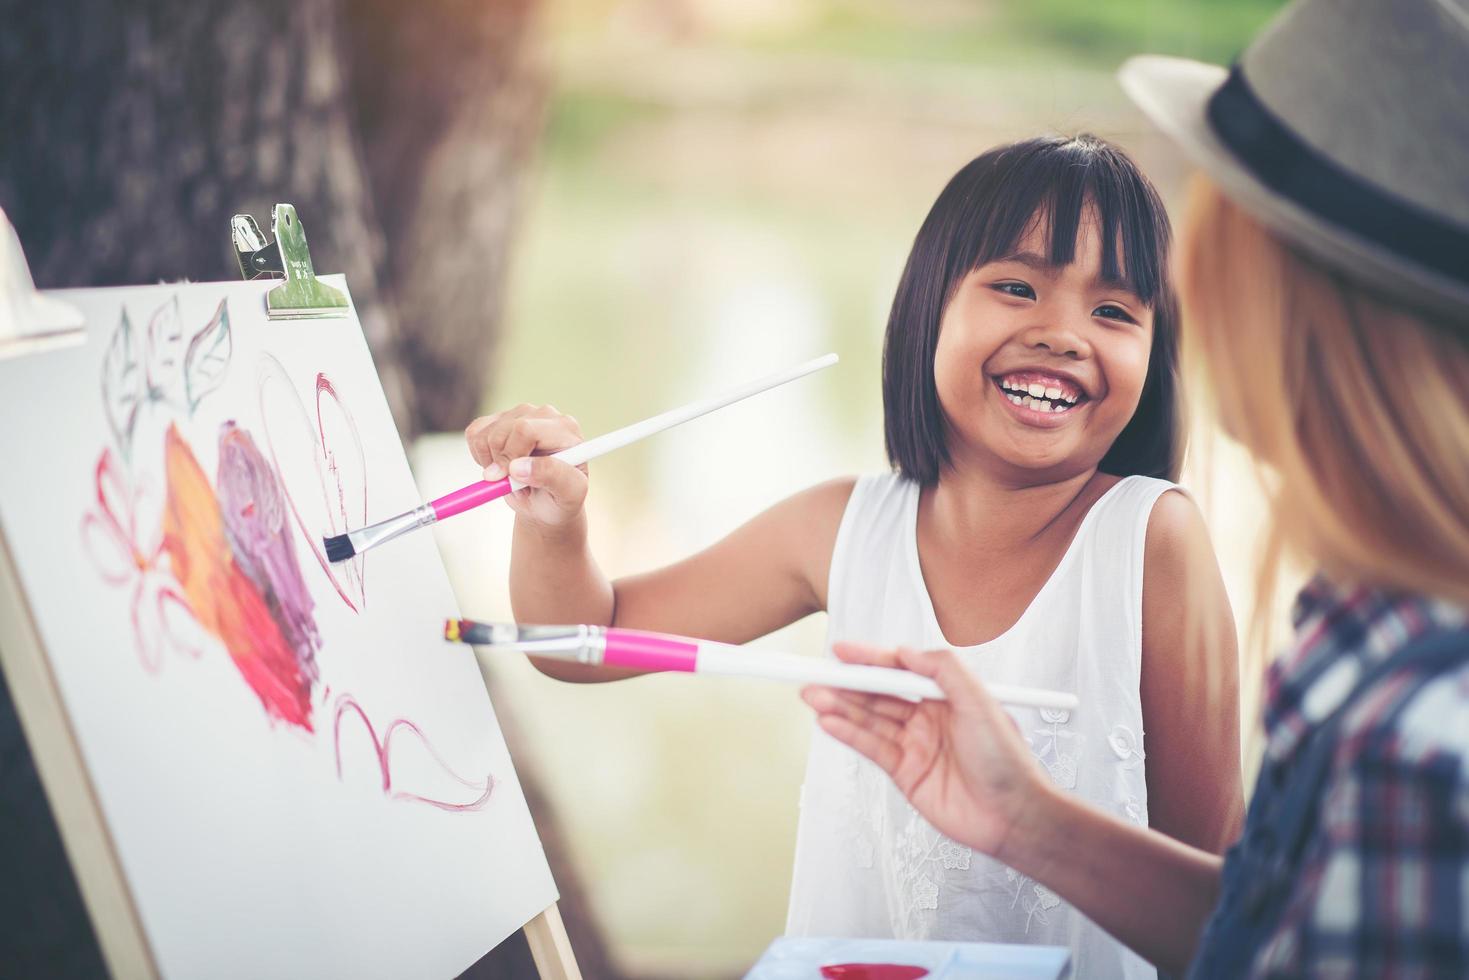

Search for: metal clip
xmin=230 ymin=204 xmax=348 ymax=320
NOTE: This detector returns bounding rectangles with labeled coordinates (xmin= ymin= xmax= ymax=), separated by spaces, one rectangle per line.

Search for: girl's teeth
xmin=999 ymin=378 xmax=1079 ymax=415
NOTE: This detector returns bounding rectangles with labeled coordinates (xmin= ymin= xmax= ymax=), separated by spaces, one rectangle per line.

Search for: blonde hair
xmin=1176 ymin=177 xmax=1469 ymax=666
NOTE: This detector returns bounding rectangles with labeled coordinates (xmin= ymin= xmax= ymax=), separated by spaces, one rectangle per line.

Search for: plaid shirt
xmin=1248 ymin=576 xmax=1469 ymax=978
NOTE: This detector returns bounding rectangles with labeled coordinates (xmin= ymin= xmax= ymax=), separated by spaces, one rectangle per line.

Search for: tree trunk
xmin=344 ymin=0 xmax=547 ymax=435
xmin=0 ymin=2 xmax=619 ymax=976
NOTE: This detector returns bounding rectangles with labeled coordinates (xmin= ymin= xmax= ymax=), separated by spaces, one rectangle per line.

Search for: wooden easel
xmin=0 ymin=206 xmax=582 ymax=979
xmin=0 ymin=546 xmax=580 ymax=977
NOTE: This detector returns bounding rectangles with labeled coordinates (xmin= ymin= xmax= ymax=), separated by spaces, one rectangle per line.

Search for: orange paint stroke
xmin=161 ymin=424 xmax=314 ymax=730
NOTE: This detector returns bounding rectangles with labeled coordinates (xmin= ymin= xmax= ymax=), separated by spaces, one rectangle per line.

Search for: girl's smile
xmin=992 ymin=369 xmax=1090 ymax=427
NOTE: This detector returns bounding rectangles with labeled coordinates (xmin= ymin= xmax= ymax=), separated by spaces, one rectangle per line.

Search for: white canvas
xmin=0 ymin=278 xmax=557 ymax=978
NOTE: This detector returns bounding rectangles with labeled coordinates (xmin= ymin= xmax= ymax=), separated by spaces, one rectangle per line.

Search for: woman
xmin=803 ymin=0 xmax=1469 ymax=975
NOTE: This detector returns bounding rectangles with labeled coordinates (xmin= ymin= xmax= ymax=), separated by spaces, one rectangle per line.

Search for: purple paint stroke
xmin=216 ymin=421 xmax=322 ymax=682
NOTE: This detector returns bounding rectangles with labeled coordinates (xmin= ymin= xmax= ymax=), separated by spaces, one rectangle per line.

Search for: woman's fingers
xmin=801 ymin=686 xmax=908 ymax=742
xmin=838 ymin=642 xmax=991 ymax=712
xmin=897 ymin=647 xmax=988 ymax=708
xmin=816 ymin=713 xmax=903 ymax=777
xmin=830 ymin=687 xmax=917 ymax=724
xmin=897 ymin=648 xmax=1025 ymax=746
xmin=831 ymin=641 xmax=906 ymax=669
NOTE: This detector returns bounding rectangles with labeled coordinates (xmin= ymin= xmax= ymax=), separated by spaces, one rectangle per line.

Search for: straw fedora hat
xmin=1119 ymin=0 xmax=1469 ymax=318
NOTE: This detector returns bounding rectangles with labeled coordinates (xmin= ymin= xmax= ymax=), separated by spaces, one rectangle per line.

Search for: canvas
xmin=0 ymin=278 xmax=556 ymax=978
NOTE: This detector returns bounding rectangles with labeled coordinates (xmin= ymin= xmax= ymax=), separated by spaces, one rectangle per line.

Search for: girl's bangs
xmin=951 ymin=140 xmax=1171 ymax=306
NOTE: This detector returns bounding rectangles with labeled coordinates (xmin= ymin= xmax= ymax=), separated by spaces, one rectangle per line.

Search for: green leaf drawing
xmin=144 ymin=296 xmax=186 ymax=406
xmin=100 ymin=309 xmax=142 ymax=458
xmin=184 ymin=298 xmax=232 ymax=413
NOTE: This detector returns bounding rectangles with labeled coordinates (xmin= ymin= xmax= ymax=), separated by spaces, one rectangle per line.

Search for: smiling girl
xmin=466 ymin=134 xmax=1243 ymax=977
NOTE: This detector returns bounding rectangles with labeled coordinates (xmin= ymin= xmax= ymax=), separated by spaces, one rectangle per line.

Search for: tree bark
xmin=344 ymin=0 xmax=547 ymax=435
xmin=0 ymin=0 xmax=542 ymax=440
xmin=0 ymin=2 xmax=619 ymax=976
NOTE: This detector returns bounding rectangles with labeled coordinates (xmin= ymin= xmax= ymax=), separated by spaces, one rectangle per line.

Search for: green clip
xmin=230 ymin=204 xmax=348 ymax=320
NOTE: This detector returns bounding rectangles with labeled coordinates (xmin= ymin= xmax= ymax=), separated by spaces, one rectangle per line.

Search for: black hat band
xmin=1207 ymin=65 xmax=1469 ymax=287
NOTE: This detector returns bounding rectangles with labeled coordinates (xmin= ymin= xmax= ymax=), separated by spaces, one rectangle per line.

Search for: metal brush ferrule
xmin=349 ymin=503 xmax=437 ymax=556
xmin=502 ymin=624 xmax=607 ymax=664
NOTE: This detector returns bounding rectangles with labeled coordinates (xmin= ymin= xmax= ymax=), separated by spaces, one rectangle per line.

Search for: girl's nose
xmin=1022 ymin=317 xmax=1090 ymax=360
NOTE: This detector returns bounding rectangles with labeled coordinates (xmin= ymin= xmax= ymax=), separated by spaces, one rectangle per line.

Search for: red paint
xmin=161 ymin=425 xmax=314 ymax=730
xmin=83 ymin=365 xmax=497 ymax=816
xmin=333 ymin=694 xmax=494 ymax=811
xmin=819 ymin=966 xmax=929 ymax=980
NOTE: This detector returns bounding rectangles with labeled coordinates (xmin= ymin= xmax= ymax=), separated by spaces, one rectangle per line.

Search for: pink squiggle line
xmin=80 ymin=450 xmax=204 ymax=674
xmin=150 ymin=583 xmax=204 ymax=662
xmin=255 ymin=356 xmax=363 ymax=614
xmin=315 ymin=374 xmax=368 ymax=607
xmin=332 ymin=694 xmax=494 ymax=812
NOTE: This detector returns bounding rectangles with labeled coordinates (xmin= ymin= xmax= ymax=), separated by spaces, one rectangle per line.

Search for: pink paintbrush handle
xmin=429 ymin=478 xmax=515 ymax=520
xmin=602 ymin=629 xmax=700 ymax=672
xmin=417 ymin=353 xmax=839 ymax=531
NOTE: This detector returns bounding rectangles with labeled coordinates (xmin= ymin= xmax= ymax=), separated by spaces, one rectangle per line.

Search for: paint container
xmin=743 ymin=937 xmax=1071 ymax=980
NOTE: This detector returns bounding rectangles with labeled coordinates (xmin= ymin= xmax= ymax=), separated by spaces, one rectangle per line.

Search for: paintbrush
xmin=444 ymin=620 xmax=1081 ymax=712
xmin=323 ymin=352 xmax=839 ymax=563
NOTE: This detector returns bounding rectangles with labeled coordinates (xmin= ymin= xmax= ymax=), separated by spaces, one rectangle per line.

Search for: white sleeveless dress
xmin=786 ymin=472 xmax=1174 ymax=980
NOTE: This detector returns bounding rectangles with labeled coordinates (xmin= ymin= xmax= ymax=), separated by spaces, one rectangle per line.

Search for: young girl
xmin=466 ymin=134 xmax=1243 ymax=977
xmin=803 ymin=8 xmax=1469 ymax=976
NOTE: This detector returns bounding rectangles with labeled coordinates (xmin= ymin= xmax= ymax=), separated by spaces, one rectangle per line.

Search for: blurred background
xmin=431 ymin=2 xmax=1288 ymax=976
xmin=1 ymin=1 xmax=1290 ymax=977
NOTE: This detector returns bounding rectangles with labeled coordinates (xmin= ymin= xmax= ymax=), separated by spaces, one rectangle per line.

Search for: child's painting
xmin=0 ymin=278 xmax=556 ymax=978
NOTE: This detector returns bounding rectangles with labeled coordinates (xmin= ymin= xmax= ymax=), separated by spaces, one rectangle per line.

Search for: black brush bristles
xmin=323 ymin=533 xmax=356 ymax=563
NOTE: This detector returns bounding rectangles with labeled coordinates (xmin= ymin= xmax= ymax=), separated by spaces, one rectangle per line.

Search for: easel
xmin=0 ymin=205 xmax=582 ymax=979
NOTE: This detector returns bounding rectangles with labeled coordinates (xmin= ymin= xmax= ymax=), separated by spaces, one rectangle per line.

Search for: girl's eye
xmin=993 ymin=281 xmax=1035 ymax=300
xmin=1093 ymin=303 xmax=1137 ymax=324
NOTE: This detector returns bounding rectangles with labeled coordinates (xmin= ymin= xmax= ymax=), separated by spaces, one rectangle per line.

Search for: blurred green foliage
xmin=1014 ymin=0 xmax=1284 ymax=64
xmin=544 ymin=0 xmax=1285 ymax=165
xmin=730 ymin=0 xmax=1278 ymax=69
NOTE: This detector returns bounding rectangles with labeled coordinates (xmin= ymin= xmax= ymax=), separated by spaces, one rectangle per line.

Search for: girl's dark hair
xmin=882 ymin=134 xmax=1183 ymax=484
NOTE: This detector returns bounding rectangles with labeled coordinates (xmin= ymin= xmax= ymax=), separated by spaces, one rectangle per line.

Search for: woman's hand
xmin=802 ymin=643 xmax=1053 ymax=861
xmin=809 ymin=643 xmax=1227 ymax=974
xmin=464 ymin=404 xmax=589 ymax=530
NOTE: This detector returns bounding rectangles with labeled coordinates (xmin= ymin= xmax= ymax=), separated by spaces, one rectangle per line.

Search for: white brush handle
xmin=538 ymin=353 xmax=839 ymax=477
xmin=696 ymin=645 xmax=1079 ymax=711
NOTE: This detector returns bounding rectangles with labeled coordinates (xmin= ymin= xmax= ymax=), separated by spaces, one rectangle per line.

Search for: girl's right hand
xmin=465 ymin=404 xmax=589 ymax=530
xmin=802 ymin=643 xmax=1054 ymax=861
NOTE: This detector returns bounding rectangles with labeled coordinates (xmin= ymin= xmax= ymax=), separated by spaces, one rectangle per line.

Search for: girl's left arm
xmin=1140 ymin=490 xmax=1245 ymax=853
